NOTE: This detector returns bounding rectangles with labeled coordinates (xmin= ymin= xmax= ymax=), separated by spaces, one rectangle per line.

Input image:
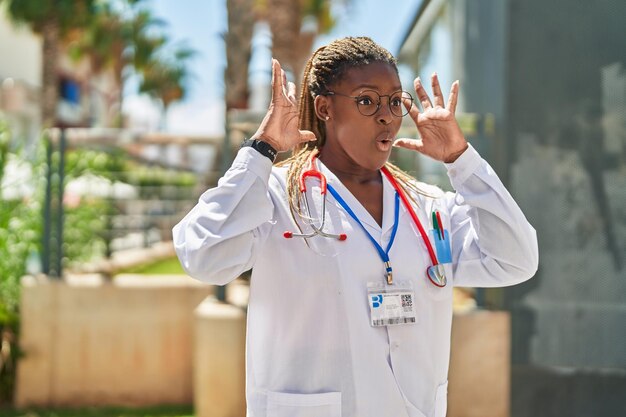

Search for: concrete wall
xmin=448 ymin=310 xmax=510 ymax=417
xmin=17 ymin=275 xmax=509 ymax=416
xmin=15 ymin=274 xmax=213 ymax=408
xmin=194 ymin=300 xmax=246 ymax=417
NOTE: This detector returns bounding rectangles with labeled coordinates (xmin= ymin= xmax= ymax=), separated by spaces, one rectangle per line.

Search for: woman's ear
xmin=314 ymin=95 xmax=331 ymax=121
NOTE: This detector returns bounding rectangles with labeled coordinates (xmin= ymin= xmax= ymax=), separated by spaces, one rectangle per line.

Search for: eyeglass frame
xmin=322 ymin=89 xmax=414 ymax=118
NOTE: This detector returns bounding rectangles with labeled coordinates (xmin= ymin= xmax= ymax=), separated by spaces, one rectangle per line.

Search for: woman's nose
xmin=376 ymin=100 xmax=393 ymax=124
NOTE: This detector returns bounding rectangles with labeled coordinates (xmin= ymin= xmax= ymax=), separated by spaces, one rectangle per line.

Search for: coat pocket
xmin=434 ymin=381 xmax=448 ymax=417
xmin=267 ymin=391 xmax=342 ymax=417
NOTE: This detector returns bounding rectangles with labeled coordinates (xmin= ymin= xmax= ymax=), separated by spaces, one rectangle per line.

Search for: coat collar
xmin=316 ymin=158 xmax=398 ymax=234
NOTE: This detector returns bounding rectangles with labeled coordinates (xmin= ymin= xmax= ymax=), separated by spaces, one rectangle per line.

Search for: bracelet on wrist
xmin=241 ymin=138 xmax=278 ymax=162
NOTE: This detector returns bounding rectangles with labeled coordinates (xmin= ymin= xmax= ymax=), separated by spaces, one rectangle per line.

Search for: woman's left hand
xmin=393 ymin=73 xmax=468 ymax=163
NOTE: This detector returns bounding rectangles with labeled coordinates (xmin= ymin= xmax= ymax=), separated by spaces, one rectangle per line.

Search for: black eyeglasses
xmin=324 ymin=89 xmax=413 ymax=117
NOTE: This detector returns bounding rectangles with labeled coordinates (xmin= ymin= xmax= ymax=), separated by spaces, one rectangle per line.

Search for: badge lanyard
xmin=381 ymin=167 xmax=447 ymax=287
xmin=326 ymin=184 xmax=400 ymax=284
xmin=326 ymin=169 xmax=447 ymax=287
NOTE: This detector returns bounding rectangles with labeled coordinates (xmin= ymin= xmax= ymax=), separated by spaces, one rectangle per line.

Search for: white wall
xmin=0 ymin=8 xmax=42 ymax=87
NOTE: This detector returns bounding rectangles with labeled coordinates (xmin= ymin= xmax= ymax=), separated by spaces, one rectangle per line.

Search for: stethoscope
xmin=284 ymin=150 xmax=447 ymax=287
xmin=282 ymin=149 xmax=347 ymax=241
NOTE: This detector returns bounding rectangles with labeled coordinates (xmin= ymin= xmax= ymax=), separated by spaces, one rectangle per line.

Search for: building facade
xmin=399 ymin=1 xmax=626 ymax=415
xmin=0 ymin=7 xmax=119 ymax=153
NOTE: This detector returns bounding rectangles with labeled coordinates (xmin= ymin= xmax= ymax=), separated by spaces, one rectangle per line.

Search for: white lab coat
xmin=173 ymin=144 xmax=538 ymax=417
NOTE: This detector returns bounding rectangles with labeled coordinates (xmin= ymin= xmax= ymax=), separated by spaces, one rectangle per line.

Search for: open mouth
xmin=376 ymin=132 xmax=393 ymax=151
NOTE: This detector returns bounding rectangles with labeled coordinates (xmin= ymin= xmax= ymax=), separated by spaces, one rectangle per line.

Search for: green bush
xmin=62 ymin=199 xmax=110 ymax=265
xmin=0 ymin=129 xmax=122 ymax=403
xmin=64 ymin=147 xmax=127 ymax=182
xmin=0 ymin=122 xmax=200 ymax=404
xmin=0 ymin=119 xmax=41 ymax=405
xmin=61 ymin=148 xmax=125 ymax=265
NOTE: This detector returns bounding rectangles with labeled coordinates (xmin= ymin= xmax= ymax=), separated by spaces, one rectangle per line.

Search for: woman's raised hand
xmin=394 ymin=73 xmax=468 ymax=163
xmin=251 ymin=59 xmax=317 ymax=153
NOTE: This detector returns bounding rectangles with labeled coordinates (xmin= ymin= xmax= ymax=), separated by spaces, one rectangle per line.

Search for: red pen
xmin=436 ymin=211 xmax=444 ymax=240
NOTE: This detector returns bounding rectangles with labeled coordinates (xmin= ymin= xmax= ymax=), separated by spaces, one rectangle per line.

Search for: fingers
xmin=447 ymin=80 xmax=459 ymax=114
xmin=271 ymin=59 xmax=283 ymax=99
xmin=299 ymin=130 xmax=317 ymax=143
xmin=272 ymin=58 xmax=298 ymax=106
xmin=414 ymin=77 xmax=432 ymax=111
xmin=287 ymin=81 xmax=297 ymax=104
xmin=431 ymin=73 xmax=446 ymax=108
xmin=415 ymin=74 xmax=459 ymax=113
xmin=393 ymin=138 xmax=425 ymax=153
xmin=281 ymin=68 xmax=288 ymax=97
xmin=403 ymin=96 xmax=420 ymax=123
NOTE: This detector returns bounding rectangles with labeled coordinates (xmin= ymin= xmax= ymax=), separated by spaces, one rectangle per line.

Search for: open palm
xmin=252 ymin=59 xmax=316 ymax=152
xmin=394 ymin=74 xmax=468 ymax=163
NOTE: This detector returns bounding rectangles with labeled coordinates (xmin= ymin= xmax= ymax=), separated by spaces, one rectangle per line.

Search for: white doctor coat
xmin=173 ymin=144 xmax=538 ymax=417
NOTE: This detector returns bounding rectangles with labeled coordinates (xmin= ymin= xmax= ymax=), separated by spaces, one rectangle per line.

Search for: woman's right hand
xmin=251 ymin=59 xmax=317 ymax=152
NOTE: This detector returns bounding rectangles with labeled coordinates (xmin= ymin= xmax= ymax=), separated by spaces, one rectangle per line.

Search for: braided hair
xmin=278 ymin=36 xmax=430 ymax=225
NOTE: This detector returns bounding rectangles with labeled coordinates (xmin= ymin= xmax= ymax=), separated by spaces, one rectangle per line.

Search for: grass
xmin=116 ymin=257 xmax=187 ymax=275
xmin=0 ymin=404 xmax=194 ymax=417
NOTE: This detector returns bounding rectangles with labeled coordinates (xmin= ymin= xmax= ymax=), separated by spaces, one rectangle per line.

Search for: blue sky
xmin=124 ymin=0 xmax=424 ymax=134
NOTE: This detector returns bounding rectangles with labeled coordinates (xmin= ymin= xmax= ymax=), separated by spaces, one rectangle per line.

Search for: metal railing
xmin=41 ymin=128 xmax=221 ymax=278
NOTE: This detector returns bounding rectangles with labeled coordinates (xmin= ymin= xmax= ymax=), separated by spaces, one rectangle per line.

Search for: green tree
xmin=0 ymin=0 xmax=96 ymax=128
xmin=0 ymin=118 xmax=42 ymax=404
xmin=67 ymin=1 xmax=167 ymax=127
xmin=138 ymin=44 xmax=195 ymax=128
xmin=220 ymin=0 xmax=337 ymax=172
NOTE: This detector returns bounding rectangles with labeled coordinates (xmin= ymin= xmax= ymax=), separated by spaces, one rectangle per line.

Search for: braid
xmin=297 ymin=45 xmax=326 ymax=146
xmin=278 ymin=37 xmax=432 ymax=227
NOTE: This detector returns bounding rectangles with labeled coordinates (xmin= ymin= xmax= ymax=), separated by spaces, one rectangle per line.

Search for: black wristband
xmin=241 ymin=138 xmax=278 ymax=162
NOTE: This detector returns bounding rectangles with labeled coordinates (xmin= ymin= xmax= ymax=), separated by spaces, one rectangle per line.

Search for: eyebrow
xmin=350 ymin=84 xmax=403 ymax=93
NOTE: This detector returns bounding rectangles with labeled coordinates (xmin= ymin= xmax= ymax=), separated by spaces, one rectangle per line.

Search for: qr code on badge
xmin=401 ymin=294 xmax=413 ymax=308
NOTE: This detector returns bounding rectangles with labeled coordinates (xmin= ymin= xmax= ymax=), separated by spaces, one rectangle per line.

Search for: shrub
xmin=0 ymin=118 xmax=41 ymax=405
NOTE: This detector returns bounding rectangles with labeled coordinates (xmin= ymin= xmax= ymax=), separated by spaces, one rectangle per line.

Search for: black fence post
xmin=54 ymin=129 xmax=66 ymax=278
xmin=41 ymin=132 xmax=53 ymax=275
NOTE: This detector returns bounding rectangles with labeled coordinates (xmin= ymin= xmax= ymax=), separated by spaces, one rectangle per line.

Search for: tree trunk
xmin=41 ymin=17 xmax=60 ymax=128
xmin=113 ymin=42 xmax=125 ymax=128
xmin=225 ymin=0 xmax=254 ymax=110
xmin=267 ymin=0 xmax=301 ymax=80
xmin=219 ymin=0 xmax=256 ymax=304
xmin=266 ymin=0 xmax=317 ymax=90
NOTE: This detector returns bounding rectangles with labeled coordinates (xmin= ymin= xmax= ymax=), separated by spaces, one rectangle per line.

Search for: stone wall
xmin=15 ymin=274 xmax=213 ymax=407
xmin=17 ymin=275 xmax=510 ymax=416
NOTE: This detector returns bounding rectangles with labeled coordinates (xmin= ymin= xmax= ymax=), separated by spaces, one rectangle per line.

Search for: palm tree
xmin=225 ymin=0 xmax=255 ymax=110
xmin=68 ymin=2 xmax=167 ymax=127
xmin=216 ymin=0 xmax=336 ymax=304
xmin=266 ymin=0 xmax=301 ymax=77
xmin=214 ymin=0 xmax=255 ymax=302
xmin=265 ymin=0 xmax=335 ymax=88
xmin=223 ymin=0 xmax=336 ymax=113
xmin=139 ymin=45 xmax=195 ymax=129
xmin=0 ymin=0 xmax=96 ymax=128
xmin=221 ymin=0 xmax=337 ymax=176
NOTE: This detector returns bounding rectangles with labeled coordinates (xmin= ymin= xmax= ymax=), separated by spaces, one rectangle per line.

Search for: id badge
xmin=367 ymin=281 xmax=417 ymax=327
